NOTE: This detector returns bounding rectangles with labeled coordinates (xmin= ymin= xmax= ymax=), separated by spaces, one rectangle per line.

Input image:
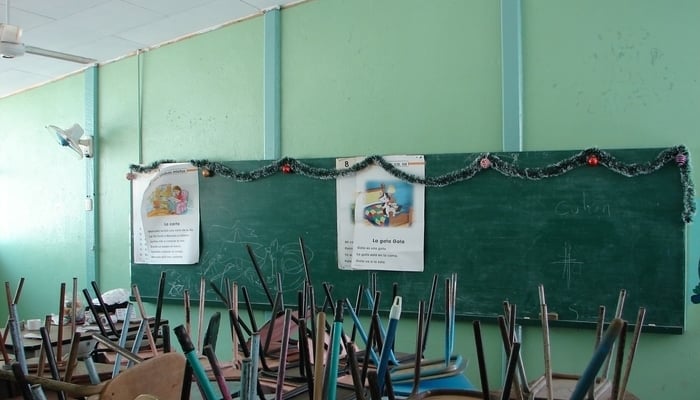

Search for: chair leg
xmin=11 ymin=363 xmax=35 ymax=400
xmin=180 ymin=362 xmax=193 ymax=400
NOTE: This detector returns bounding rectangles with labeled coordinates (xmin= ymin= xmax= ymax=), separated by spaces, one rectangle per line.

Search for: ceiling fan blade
xmin=25 ymin=45 xmax=96 ymax=64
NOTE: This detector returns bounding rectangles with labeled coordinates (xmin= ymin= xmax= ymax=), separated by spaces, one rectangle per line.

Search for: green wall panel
xmin=0 ymin=75 xmax=87 ymax=320
xmin=522 ymin=0 xmax=700 ymax=150
xmin=140 ymin=18 xmax=265 ymax=161
xmin=281 ymin=0 xmax=503 ymax=157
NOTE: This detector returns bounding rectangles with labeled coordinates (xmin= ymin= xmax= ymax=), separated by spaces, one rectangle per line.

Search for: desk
xmin=4 ymin=324 xmax=97 ymax=360
xmin=528 ymin=374 xmax=640 ymax=400
xmin=4 ymin=318 xmax=163 ymax=360
xmin=0 ymin=319 xmax=166 ymax=399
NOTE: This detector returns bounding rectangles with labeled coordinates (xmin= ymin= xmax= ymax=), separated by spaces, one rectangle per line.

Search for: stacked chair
xmin=509 ymin=286 xmax=643 ymax=400
xmin=0 ymin=274 xmax=182 ymax=400
xmin=0 ymin=250 xmax=647 ymax=400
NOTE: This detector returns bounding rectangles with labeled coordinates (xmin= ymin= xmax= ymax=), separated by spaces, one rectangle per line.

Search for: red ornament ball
xmin=281 ymin=164 xmax=293 ymax=174
xmin=586 ymin=154 xmax=599 ymax=166
xmin=201 ymin=168 xmax=213 ymax=177
xmin=480 ymin=157 xmax=492 ymax=169
xmin=675 ymin=153 xmax=688 ymax=166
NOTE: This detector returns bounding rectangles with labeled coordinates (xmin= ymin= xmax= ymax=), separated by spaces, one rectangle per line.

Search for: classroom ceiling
xmin=0 ymin=0 xmax=302 ymax=99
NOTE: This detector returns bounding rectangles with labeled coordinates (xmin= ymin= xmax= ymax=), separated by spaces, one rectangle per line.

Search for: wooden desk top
xmin=5 ymin=324 xmax=97 ymax=352
xmin=6 ymin=318 xmax=162 ymax=352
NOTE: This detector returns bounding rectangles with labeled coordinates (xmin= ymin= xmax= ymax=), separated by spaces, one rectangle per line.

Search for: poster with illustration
xmin=132 ymin=163 xmax=200 ymax=264
xmin=336 ymin=155 xmax=425 ymax=271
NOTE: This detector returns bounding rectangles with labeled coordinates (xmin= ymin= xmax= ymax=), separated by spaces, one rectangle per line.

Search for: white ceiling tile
xmin=121 ymin=0 xmax=219 ymax=16
xmin=118 ymin=0 xmax=258 ymax=46
xmin=1 ymin=6 xmax=53 ymax=30
xmin=0 ymin=69 xmax=46 ymax=95
xmin=0 ymin=0 xmax=306 ymax=98
xmin=6 ymin=0 xmax=112 ymax=20
xmin=0 ymin=57 xmax=82 ymax=97
xmin=58 ymin=1 xmax=163 ymax=37
xmin=21 ymin=19 xmax=95 ymax=53
xmin=243 ymin=0 xmax=287 ymax=11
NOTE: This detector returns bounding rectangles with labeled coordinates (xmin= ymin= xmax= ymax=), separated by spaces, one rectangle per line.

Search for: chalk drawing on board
xmin=199 ymin=218 xmax=309 ymax=301
xmin=551 ymin=241 xmax=584 ymax=289
xmin=245 ymin=239 xmax=308 ymax=293
xmin=166 ymin=270 xmax=193 ymax=297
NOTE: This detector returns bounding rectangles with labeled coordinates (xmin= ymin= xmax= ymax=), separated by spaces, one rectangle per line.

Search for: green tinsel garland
xmin=128 ymin=145 xmax=695 ymax=223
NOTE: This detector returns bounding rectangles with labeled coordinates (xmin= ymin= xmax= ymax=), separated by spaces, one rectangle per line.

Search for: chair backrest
xmin=203 ymin=311 xmax=221 ymax=352
xmin=569 ymin=318 xmax=625 ymax=400
xmin=406 ymin=342 xmax=521 ymax=400
xmin=99 ymin=352 xmax=186 ymax=400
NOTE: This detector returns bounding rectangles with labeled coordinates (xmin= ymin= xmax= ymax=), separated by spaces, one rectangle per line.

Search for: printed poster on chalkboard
xmin=131 ymin=162 xmax=200 ymax=264
xmin=336 ymin=155 xmax=425 ymax=271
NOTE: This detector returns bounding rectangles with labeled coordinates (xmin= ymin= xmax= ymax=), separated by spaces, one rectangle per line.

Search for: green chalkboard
xmin=131 ymin=148 xmax=689 ymax=333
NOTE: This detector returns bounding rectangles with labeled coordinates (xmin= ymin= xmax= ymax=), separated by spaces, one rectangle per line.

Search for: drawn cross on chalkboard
xmin=551 ymin=242 xmax=584 ymax=289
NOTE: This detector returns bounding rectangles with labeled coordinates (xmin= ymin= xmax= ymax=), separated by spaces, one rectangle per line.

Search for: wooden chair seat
xmin=92 ymin=352 xmax=186 ymax=400
xmin=407 ymin=389 xmax=495 ymax=399
xmin=528 ymin=373 xmax=611 ymax=399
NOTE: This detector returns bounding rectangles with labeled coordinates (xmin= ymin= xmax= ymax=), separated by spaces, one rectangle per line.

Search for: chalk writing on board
xmin=551 ymin=241 xmax=584 ymax=289
xmin=568 ymin=304 xmax=580 ymax=320
xmin=554 ymin=192 xmax=612 ymax=217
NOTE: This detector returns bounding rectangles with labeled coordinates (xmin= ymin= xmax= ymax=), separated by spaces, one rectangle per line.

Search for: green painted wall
xmin=281 ymin=0 xmax=502 ymax=155
xmin=0 ymin=0 xmax=698 ymax=397
xmin=522 ymin=0 xmax=700 ymax=150
xmin=0 ymin=75 xmax=88 ymax=316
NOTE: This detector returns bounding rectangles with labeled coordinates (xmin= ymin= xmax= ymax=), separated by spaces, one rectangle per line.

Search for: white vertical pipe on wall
xmin=501 ymin=0 xmax=523 ymax=152
xmin=85 ymin=65 xmax=99 ymax=283
xmin=500 ymin=0 xmax=523 ymax=385
xmin=263 ymin=6 xmax=281 ymax=160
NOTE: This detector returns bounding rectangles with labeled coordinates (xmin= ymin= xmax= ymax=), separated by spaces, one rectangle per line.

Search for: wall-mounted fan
xmin=0 ymin=1 xmax=95 ymax=63
xmin=46 ymin=123 xmax=93 ymax=159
